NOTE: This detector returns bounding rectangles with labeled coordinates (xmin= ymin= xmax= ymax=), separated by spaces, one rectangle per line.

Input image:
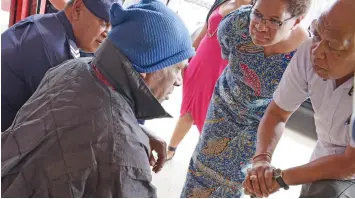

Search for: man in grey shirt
xmin=243 ymin=0 xmax=355 ymax=197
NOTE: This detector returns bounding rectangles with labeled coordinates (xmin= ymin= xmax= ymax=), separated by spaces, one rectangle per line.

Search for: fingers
xmin=149 ymin=137 xmax=167 ymax=173
xmin=153 ymin=149 xmax=167 ymax=173
xmin=270 ymin=179 xmax=281 ymax=194
xmin=265 ymin=169 xmax=274 ymax=192
xmin=243 ymin=188 xmax=256 ymax=198
xmin=149 ymin=153 xmax=156 ymax=167
xmin=244 ymin=171 xmax=255 ymax=194
xmin=247 ymin=161 xmax=275 ymax=198
xmin=243 ymin=185 xmax=253 ymax=197
xmin=243 ymin=188 xmax=250 ymax=195
xmin=257 ymin=170 xmax=269 ymax=198
xmin=250 ymin=174 xmax=262 ymax=198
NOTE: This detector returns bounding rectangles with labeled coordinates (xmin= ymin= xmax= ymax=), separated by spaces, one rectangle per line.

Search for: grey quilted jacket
xmin=1 ymin=40 xmax=170 ymax=197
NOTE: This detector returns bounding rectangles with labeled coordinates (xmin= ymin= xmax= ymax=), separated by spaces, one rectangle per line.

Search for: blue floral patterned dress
xmin=180 ymin=5 xmax=296 ymax=198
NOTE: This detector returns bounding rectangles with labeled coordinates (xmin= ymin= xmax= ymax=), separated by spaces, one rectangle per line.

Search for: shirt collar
xmin=91 ymin=39 xmax=171 ymax=120
xmin=343 ymin=76 xmax=354 ymax=89
xmin=56 ymin=11 xmax=76 ymax=43
xmin=331 ymin=76 xmax=354 ymax=89
xmin=56 ymin=11 xmax=80 ymax=58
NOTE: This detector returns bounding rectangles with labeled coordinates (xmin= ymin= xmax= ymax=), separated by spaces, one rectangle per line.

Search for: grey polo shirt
xmin=273 ymin=38 xmax=355 ymax=165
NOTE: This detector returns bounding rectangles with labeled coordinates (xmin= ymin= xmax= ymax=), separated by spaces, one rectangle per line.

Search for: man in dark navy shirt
xmin=1 ymin=0 xmax=119 ymax=131
xmin=44 ymin=0 xmax=96 ymax=57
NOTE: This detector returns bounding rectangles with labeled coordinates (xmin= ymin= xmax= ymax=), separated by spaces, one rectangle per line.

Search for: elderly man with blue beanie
xmin=1 ymin=0 xmax=194 ymax=197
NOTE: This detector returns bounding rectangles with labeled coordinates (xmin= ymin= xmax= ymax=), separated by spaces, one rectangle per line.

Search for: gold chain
xmin=206 ymin=1 xmax=229 ymax=37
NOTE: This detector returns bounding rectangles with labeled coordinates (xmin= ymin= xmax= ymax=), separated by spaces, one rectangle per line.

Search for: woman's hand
xmin=243 ymin=161 xmax=280 ymax=198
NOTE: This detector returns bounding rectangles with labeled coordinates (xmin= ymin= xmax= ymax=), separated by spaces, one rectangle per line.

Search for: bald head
xmin=310 ymin=0 xmax=355 ymax=80
xmin=319 ymin=0 xmax=355 ymax=40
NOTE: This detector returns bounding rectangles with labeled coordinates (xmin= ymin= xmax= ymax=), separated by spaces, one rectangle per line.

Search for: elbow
xmin=266 ymin=101 xmax=292 ymax=124
xmin=342 ymin=149 xmax=355 ymax=178
xmin=349 ymin=158 xmax=355 ymax=174
xmin=342 ymin=161 xmax=355 ymax=179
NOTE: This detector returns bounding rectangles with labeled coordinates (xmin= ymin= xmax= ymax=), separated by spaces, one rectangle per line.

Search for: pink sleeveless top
xmin=180 ymin=5 xmax=228 ymax=133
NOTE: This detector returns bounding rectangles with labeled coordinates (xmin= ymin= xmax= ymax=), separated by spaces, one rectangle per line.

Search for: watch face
xmin=273 ymin=169 xmax=282 ymax=178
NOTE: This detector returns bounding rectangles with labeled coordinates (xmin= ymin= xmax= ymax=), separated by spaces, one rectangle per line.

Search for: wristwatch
xmin=273 ymin=169 xmax=289 ymax=190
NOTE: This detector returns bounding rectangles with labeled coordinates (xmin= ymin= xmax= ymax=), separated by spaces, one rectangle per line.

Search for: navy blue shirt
xmin=1 ymin=11 xmax=80 ymax=131
xmin=43 ymin=5 xmax=95 ymax=58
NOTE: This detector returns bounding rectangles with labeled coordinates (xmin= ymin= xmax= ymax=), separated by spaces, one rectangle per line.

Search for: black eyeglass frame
xmin=250 ymin=3 xmax=295 ymax=28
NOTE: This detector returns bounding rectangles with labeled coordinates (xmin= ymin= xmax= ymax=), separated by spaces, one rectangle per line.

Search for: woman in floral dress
xmin=181 ymin=0 xmax=311 ymax=197
xmin=167 ymin=0 xmax=252 ymax=160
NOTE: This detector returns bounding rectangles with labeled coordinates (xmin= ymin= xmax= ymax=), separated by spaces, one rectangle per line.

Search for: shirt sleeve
xmin=217 ymin=13 xmax=234 ymax=60
xmin=217 ymin=5 xmax=251 ymax=60
xmin=273 ymin=39 xmax=312 ymax=112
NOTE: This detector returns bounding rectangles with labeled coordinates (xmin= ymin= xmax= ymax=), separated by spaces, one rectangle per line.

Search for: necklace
xmin=207 ymin=28 xmax=218 ymax=37
xmin=206 ymin=2 xmax=228 ymax=37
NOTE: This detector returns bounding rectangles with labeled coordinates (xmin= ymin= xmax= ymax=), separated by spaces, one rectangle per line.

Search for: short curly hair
xmin=252 ymin=0 xmax=311 ymax=17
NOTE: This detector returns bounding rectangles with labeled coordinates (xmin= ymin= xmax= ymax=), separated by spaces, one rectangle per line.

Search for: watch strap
xmin=275 ymin=175 xmax=289 ymax=190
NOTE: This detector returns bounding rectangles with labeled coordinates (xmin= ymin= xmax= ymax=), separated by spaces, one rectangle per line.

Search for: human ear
xmin=291 ymin=15 xmax=304 ymax=29
xmin=72 ymin=0 xmax=84 ymax=20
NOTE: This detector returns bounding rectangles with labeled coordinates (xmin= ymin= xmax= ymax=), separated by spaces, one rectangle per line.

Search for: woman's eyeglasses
xmin=250 ymin=11 xmax=294 ymax=30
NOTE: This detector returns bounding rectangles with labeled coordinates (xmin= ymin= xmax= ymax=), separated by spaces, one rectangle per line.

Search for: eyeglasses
xmin=250 ymin=11 xmax=294 ymax=30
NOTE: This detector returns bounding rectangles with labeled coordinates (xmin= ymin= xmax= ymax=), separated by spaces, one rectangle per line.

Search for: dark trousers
xmin=300 ymin=179 xmax=355 ymax=198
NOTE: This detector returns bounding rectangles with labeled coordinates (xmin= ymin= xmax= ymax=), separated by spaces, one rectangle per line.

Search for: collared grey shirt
xmin=273 ymin=38 xmax=355 ymax=179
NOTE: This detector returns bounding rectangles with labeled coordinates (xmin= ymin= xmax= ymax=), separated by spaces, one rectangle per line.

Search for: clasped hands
xmin=243 ymin=160 xmax=281 ymax=198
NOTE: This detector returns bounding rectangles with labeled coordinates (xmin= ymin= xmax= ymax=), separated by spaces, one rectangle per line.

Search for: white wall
xmin=300 ymin=0 xmax=337 ymax=29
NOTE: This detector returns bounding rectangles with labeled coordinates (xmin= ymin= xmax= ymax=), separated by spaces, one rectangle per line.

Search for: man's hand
xmin=244 ymin=178 xmax=280 ymax=198
xmin=149 ymin=135 xmax=167 ymax=173
xmin=140 ymin=125 xmax=167 ymax=173
xmin=243 ymin=161 xmax=279 ymax=198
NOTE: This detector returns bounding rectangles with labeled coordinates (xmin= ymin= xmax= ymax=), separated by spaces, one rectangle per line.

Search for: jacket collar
xmin=91 ymin=39 xmax=172 ymax=120
xmin=56 ymin=11 xmax=80 ymax=58
xmin=56 ymin=11 xmax=76 ymax=43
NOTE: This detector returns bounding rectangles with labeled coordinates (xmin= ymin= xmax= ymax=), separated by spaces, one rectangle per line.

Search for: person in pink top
xmin=167 ymin=0 xmax=252 ymax=160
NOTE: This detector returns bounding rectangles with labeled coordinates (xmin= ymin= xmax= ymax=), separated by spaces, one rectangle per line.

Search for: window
xmin=1 ymin=0 xmax=10 ymax=33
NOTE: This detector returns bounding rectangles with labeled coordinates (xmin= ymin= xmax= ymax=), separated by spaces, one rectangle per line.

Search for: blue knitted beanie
xmin=108 ymin=0 xmax=195 ymax=73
